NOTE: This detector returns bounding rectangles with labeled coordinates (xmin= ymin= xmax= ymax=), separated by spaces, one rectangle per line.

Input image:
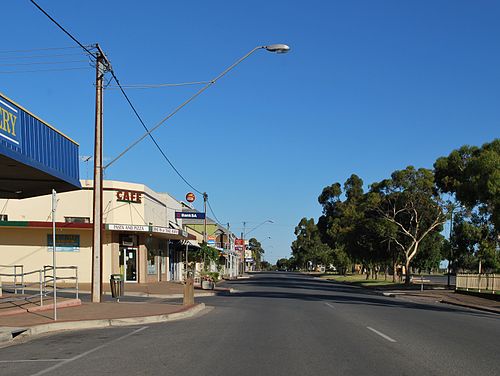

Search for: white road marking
xmin=366 ymin=326 xmax=397 ymax=343
xmin=0 ymin=359 xmax=69 ymax=363
xmin=29 ymin=326 xmax=148 ymax=376
xmin=325 ymin=302 xmax=336 ymax=309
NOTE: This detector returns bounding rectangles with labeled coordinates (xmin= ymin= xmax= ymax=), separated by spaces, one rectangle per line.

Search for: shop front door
xmin=120 ymin=247 xmax=138 ymax=282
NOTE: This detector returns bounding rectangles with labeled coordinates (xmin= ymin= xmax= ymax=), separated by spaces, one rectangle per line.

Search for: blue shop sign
xmin=0 ymin=96 xmax=21 ymax=149
xmin=175 ymin=211 xmax=205 ymax=219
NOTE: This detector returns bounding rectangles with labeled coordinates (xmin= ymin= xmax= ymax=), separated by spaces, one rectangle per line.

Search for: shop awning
xmin=0 ymin=92 xmax=81 ymax=199
xmin=184 ymin=239 xmax=201 ymax=248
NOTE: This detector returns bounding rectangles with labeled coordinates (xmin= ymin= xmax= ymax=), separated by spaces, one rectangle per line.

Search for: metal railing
xmin=0 ymin=265 xmax=79 ymax=306
xmin=43 ymin=265 xmax=79 ymax=301
xmin=0 ymin=264 xmax=24 ymax=294
xmin=456 ymin=273 xmax=499 ymax=294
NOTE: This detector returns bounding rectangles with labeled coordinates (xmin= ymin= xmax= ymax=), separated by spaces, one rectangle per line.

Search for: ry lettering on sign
xmin=0 ymin=99 xmax=20 ymax=145
xmin=116 ymin=190 xmax=142 ymax=203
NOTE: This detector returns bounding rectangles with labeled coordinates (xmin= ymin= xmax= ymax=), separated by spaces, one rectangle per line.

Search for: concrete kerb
xmin=72 ymin=290 xmax=229 ymax=299
xmin=3 ymin=303 xmax=207 ymax=345
xmin=439 ymin=299 xmax=500 ymax=315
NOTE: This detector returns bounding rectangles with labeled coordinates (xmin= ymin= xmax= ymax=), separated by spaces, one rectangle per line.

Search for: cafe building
xmin=0 ymin=180 xmax=195 ymax=284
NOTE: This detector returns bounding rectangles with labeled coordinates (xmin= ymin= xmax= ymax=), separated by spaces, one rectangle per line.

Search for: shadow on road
xmin=224 ymin=273 xmax=495 ymax=319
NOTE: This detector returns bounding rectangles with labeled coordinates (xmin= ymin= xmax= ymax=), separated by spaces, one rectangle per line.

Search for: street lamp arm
xmin=104 ymin=45 xmax=284 ymax=170
xmin=245 ymin=219 xmax=273 ymax=237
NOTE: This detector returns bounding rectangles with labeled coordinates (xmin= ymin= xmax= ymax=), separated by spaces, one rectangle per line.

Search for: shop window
xmin=0 ymin=214 xmax=7 ymax=221
xmin=65 ymin=216 xmax=90 ymax=223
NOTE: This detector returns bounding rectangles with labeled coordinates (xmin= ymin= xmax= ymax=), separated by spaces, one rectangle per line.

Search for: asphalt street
xmin=0 ymin=272 xmax=498 ymax=376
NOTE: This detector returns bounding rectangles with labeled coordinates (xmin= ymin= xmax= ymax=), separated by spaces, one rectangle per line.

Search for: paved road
xmin=1 ymin=272 xmax=498 ymax=376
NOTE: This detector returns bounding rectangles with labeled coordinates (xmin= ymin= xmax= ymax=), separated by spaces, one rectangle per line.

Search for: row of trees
xmin=285 ymin=139 xmax=499 ymax=284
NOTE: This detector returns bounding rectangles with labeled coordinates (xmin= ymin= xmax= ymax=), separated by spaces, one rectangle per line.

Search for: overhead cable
xmin=207 ymin=199 xmax=225 ymax=227
xmin=0 ymin=60 xmax=89 ymax=67
xmin=0 ymin=45 xmax=88 ymax=54
xmin=29 ymin=0 xmax=97 ymax=59
xmin=0 ymin=52 xmax=89 ymax=60
xmin=109 ymin=70 xmax=204 ymax=195
xmin=29 ymin=0 xmax=224 ymax=224
xmin=105 ymin=81 xmax=210 ymax=89
xmin=0 ymin=67 xmax=91 ymax=74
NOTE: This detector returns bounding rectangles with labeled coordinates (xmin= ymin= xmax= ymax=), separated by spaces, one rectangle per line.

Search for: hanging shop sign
xmin=116 ymin=190 xmax=142 ymax=203
xmin=107 ymin=224 xmax=150 ymax=232
xmin=207 ymin=236 xmax=216 ymax=245
xmin=47 ymin=234 xmax=80 ymax=252
xmin=185 ymin=192 xmax=196 ymax=203
xmin=175 ymin=211 xmax=205 ymax=219
xmin=106 ymin=223 xmax=188 ymax=238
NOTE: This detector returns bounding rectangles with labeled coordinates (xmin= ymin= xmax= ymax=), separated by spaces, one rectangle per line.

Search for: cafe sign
xmin=116 ymin=190 xmax=142 ymax=203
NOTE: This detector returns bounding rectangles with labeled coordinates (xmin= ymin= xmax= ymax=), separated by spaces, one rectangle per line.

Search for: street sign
xmin=185 ymin=192 xmax=196 ymax=202
xmin=175 ymin=211 xmax=206 ymax=219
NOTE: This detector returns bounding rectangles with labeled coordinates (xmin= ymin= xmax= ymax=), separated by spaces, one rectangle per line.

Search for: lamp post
xmin=104 ymin=44 xmax=291 ymax=170
xmin=93 ymin=43 xmax=289 ymax=298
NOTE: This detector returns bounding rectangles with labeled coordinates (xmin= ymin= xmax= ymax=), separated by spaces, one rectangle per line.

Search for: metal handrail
xmin=0 ymin=264 xmax=24 ymax=294
xmin=0 ymin=265 xmax=79 ymax=304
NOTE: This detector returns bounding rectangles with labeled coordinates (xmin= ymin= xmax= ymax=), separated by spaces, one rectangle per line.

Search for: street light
xmin=91 ymin=44 xmax=289 ymax=300
xmin=244 ymin=220 xmax=274 ymax=237
xmin=105 ymin=44 xmax=291 ymax=170
xmin=241 ymin=220 xmax=274 ymax=274
xmin=265 ymin=44 xmax=291 ymax=53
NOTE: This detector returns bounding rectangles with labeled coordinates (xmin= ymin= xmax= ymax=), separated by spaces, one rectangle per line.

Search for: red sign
xmin=186 ymin=192 xmax=196 ymax=203
xmin=116 ymin=190 xmax=142 ymax=203
xmin=235 ymin=238 xmax=244 ymax=245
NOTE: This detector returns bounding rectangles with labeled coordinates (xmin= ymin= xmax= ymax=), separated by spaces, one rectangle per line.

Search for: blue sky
xmin=2 ymin=1 xmax=499 ymax=262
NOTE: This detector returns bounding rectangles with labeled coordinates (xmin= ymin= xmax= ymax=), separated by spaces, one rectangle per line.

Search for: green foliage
xmin=248 ymin=237 xmax=265 ymax=269
xmin=291 ymin=218 xmax=333 ymax=269
xmin=435 ymin=139 xmax=499 ymax=272
xmin=434 ymin=139 xmax=499 ymax=230
xmin=289 ymin=138 xmax=498 ymax=278
xmin=276 ymin=258 xmax=289 ymax=270
xmin=192 ymin=242 xmax=221 ymax=270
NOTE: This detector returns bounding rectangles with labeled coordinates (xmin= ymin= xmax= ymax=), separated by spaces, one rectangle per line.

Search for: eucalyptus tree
xmin=248 ymin=237 xmax=265 ymax=270
xmin=434 ymin=139 xmax=499 ymax=272
xmin=291 ymin=218 xmax=332 ymax=270
xmin=371 ymin=166 xmax=447 ymax=285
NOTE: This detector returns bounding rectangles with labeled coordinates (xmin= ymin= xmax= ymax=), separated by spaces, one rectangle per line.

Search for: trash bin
xmin=110 ymin=274 xmax=124 ymax=300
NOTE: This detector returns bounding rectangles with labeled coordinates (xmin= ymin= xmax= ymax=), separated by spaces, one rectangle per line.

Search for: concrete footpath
xmin=383 ymin=289 xmax=500 ymax=314
xmin=57 ymin=280 xmax=232 ymax=298
xmin=0 ymin=280 xmax=236 ymax=346
xmin=0 ymin=301 xmax=207 ymax=346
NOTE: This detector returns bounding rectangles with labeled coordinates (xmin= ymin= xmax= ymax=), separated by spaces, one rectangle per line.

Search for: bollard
xmin=183 ymin=277 xmax=194 ymax=306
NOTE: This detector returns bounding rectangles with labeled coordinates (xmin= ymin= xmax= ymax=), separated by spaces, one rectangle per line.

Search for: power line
xmin=0 ymin=60 xmax=89 ymax=67
xmin=29 ymin=0 xmax=204 ymax=197
xmin=0 ymin=45 xmax=88 ymax=54
xmin=105 ymin=81 xmax=210 ymax=89
xmin=109 ymin=70 xmax=204 ymax=195
xmin=207 ymin=199 xmax=224 ymax=226
xmin=0 ymin=66 xmax=91 ymax=74
xmin=30 ymin=0 xmax=97 ymax=59
xmin=29 ymin=0 xmax=225 ymax=225
xmin=0 ymin=52 xmax=89 ymax=60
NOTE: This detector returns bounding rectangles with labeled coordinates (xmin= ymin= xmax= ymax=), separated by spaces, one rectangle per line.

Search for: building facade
xmin=0 ymin=180 xmax=194 ymax=284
